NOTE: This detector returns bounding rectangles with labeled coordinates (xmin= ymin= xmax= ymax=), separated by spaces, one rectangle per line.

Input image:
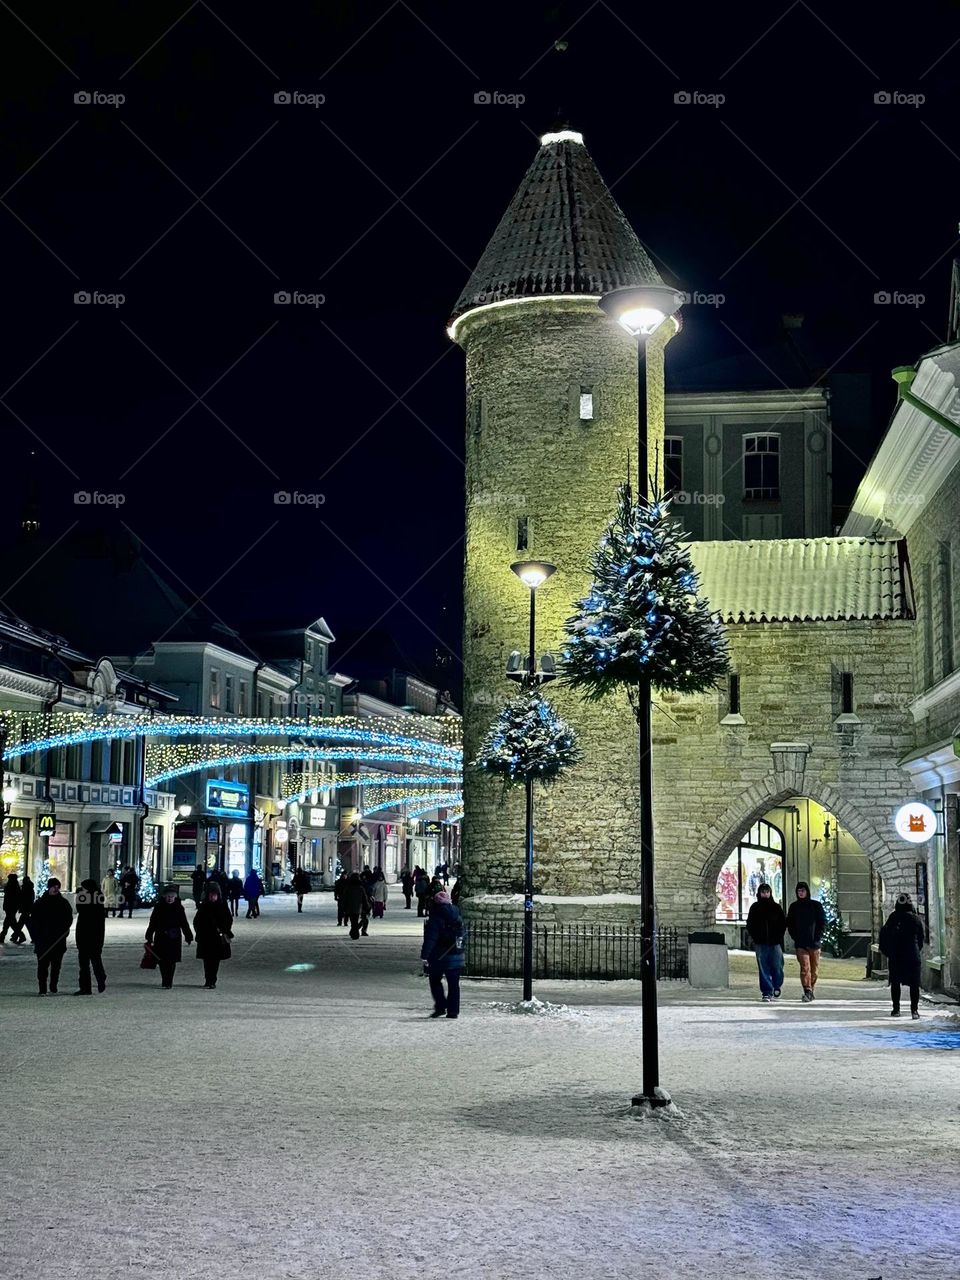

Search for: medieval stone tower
xmin=450 ymin=128 xmax=677 ymax=919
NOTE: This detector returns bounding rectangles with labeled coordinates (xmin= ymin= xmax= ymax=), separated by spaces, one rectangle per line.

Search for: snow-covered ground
xmin=1 ymin=892 xmax=957 ymax=1280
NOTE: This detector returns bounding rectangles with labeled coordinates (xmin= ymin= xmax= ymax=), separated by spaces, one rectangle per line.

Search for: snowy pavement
xmin=1 ymin=892 xmax=957 ymax=1280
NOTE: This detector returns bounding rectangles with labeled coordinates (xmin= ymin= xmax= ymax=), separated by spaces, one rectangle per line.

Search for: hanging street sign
xmin=893 ymin=801 xmax=937 ymax=844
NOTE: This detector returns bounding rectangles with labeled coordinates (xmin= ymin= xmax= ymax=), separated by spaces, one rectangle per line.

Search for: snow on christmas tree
xmin=138 ymin=861 xmax=158 ymax=906
xmin=474 ymin=689 xmax=581 ymax=787
xmin=563 ymin=484 xmax=729 ymax=700
xmin=818 ymin=879 xmax=844 ymax=956
xmin=35 ymin=857 xmax=50 ymax=896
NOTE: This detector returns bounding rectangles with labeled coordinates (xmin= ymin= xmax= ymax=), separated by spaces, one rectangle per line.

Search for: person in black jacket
xmin=292 ymin=865 xmax=311 ymax=912
xmin=17 ymin=874 xmax=35 ymax=943
xmin=340 ymin=871 xmax=371 ymax=940
xmin=879 ymin=892 xmax=925 ymax=1018
xmin=1 ymin=873 xmax=22 ymax=943
xmin=118 ymin=865 xmax=140 ymax=919
xmin=333 ymin=872 xmax=348 ymax=926
xmin=73 ymin=878 xmax=107 ymax=995
xmin=413 ymin=867 xmax=430 ymax=917
xmin=145 ymin=885 xmax=193 ymax=988
xmin=193 ymin=882 xmax=234 ymax=989
xmin=420 ymin=890 xmax=465 ymax=1018
xmin=400 ymin=868 xmax=414 ymax=910
xmin=227 ymin=870 xmax=244 ymax=918
xmin=785 ymin=881 xmax=826 ymax=1002
xmin=745 ymin=883 xmax=787 ymax=1002
xmin=31 ymin=878 xmax=73 ymax=995
xmin=191 ymin=865 xmax=206 ymax=906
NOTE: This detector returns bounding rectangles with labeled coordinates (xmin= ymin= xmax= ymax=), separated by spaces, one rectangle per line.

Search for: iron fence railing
xmin=464 ymin=921 xmax=688 ymax=981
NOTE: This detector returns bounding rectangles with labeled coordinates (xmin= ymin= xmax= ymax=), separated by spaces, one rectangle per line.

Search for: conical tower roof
xmin=450 ymin=129 xmax=663 ymax=330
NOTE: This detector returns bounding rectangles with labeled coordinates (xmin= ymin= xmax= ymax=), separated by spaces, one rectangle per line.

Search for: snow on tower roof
xmin=689 ymin=537 xmax=912 ymax=624
xmin=449 ymin=131 xmax=663 ymax=332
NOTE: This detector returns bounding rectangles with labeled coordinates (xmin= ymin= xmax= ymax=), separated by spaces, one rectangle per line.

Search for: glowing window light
xmin=362 ymin=792 xmax=462 ymax=818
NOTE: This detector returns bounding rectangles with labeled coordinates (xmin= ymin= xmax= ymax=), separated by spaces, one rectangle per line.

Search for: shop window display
xmin=716 ymin=819 xmax=784 ymax=922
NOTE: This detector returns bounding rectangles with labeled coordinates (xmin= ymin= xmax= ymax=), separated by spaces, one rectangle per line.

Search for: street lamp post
xmin=598 ymin=284 xmax=683 ymax=1105
xmin=510 ymin=559 xmax=557 ymax=1003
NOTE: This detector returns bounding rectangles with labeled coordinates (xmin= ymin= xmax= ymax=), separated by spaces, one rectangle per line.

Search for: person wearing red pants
xmin=786 ymin=881 xmax=826 ymax=1002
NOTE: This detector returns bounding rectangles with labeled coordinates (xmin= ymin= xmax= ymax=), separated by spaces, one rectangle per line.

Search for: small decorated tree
xmin=818 ymin=879 xmax=845 ymax=956
xmin=138 ymin=861 xmax=158 ymax=906
xmin=474 ymin=690 xmax=580 ymax=787
xmin=563 ymin=484 xmax=729 ymax=700
xmin=35 ymin=857 xmax=50 ymax=897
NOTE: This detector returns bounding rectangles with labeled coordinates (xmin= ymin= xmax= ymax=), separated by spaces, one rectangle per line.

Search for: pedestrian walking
xmin=73 ymin=878 xmax=107 ymax=995
xmin=31 ymin=877 xmax=72 ymax=996
xmin=191 ymin=864 xmax=206 ymax=906
xmin=292 ymin=865 xmax=311 ymax=913
xmin=243 ymin=869 xmax=265 ymax=918
xmin=214 ymin=867 xmax=229 ymax=901
xmin=786 ymin=880 xmax=826 ymax=1002
xmin=227 ymin=870 xmax=243 ymax=917
xmin=118 ymin=865 xmax=140 ymax=919
xmin=144 ymin=885 xmax=193 ymax=989
xmin=414 ymin=867 xmax=430 ymax=917
xmin=400 ymin=867 xmax=414 ymax=909
xmin=193 ymin=882 xmax=234 ymax=990
xmin=370 ymin=868 xmax=388 ymax=919
xmin=341 ymin=871 xmax=371 ymax=939
xmin=746 ymin=882 xmax=787 ymax=1002
xmin=1 ymin=873 xmax=22 ymax=943
xmin=101 ymin=868 xmax=120 ymax=918
xmin=879 ymin=892 xmax=925 ymax=1019
xmin=17 ymin=874 xmax=34 ymax=943
xmin=333 ymin=871 xmax=348 ymax=926
xmin=421 ymin=889 xmax=465 ymax=1019
xmin=450 ymin=877 xmax=463 ymax=907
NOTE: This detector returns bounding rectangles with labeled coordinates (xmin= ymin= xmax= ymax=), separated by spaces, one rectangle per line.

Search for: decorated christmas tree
xmin=563 ymin=484 xmax=729 ymax=700
xmin=818 ymin=879 xmax=845 ymax=956
xmin=474 ymin=690 xmax=580 ymax=787
xmin=35 ymin=857 xmax=50 ymax=896
xmin=138 ymin=861 xmax=158 ymax=906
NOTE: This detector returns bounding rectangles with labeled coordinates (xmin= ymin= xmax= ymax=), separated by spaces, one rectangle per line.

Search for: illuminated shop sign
xmin=206 ymin=779 xmax=249 ymax=818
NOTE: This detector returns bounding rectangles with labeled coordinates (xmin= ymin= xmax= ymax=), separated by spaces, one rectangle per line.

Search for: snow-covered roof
xmin=689 ymin=537 xmax=912 ymax=623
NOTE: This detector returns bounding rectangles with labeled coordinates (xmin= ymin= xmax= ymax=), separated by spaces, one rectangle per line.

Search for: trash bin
xmin=687 ymin=930 xmax=729 ymax=988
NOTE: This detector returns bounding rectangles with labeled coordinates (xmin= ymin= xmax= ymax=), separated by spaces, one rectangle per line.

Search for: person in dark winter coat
xmin=400 ymin=868 xmax=414 ymax=910
xmin=370 ymin=868 xmax=388 ymax=919
xmin=17 ymin=873 xmax=35 ymax=942
xmin=450 ymin=877 xmax=463 ymax=907
xmin=413 ymin=867 xmax=430 ymax=917
xmin=340 ymin=872 xmax=371 ymax=939
xmin=73 ymin=878 xmax=107 ymax=995
xmin=746 ymin=883 xmax=787 ymax=1001
xmin=31 ymin=878 xmax=73 ymax=995
xmin=227 ymin=871 xmax=244 ymax=917
xmin=879 ymin=892 xmax=925 ymax=1018
xmin=1 ymin=873 xmax=22 ymax=943
xmin=420 ymin=890 xmax=465 ymax=1018
xmin=193 ymin=883 xmax=234 ymax=989
xmin=145 ymin=885 xmax=193 ymax=988
xmin=333 ymin=872 xmax=349 ymax=926
xmin=785 ymin=881 xmax=826 ymax=1002
xmin=191 ymin=865 xmax=206 ymax=906
xmin=118 ymin=866 xmax=140 ymax=919
xmin=292 ymin=865 xmax=311 ymax=912
xmin=243 ymin=869 xmax=265 ymax=918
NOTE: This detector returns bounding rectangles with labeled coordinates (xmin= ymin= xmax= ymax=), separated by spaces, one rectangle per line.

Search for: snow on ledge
xmin=469 ymin=893 xmax=643 ymax=906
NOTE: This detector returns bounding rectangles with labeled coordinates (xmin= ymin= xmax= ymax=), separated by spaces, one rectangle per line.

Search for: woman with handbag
xmin=144 ymin=885 xmax=193 ymax=989
xmin=193 ymin=881 xmax=234 ymax=990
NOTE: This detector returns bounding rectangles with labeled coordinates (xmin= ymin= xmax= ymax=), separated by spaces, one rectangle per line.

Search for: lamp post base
xmin=630 ymin=1086 xmax=675 ymax=1111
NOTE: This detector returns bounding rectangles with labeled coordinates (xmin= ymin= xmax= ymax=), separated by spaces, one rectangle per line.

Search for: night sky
xmin=4 ymin=0 xmax=960 ymax=696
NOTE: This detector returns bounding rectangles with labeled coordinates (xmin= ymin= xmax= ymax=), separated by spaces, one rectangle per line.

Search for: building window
xmin=716 ymin=819 xmax=784 ymax=923
xmin=939 ymin=541 xmax=955 ymax=677
xmin=743 ymin=434 xmax=780 ymax=500
xmin=238 ymin=680 xmax=248 ymax=716
xmin=840 ymin=672 xmax=854 ymax=715
xmin=225 ymin=674 xmax=235 ymax=714
xmin=46 ymin=820 xmax=75 ymax=889
xmin=664 ymin=436 xmax=683 ymax=494
xmin=728 ymin=673 xmax=741 ymax=716
xmin=210 ymin=669 xmax=221 ymax=710
xmin=922 ymin=561 xmax=935 ymax=688
xmin=579 ymin=386 xmax=594 ymax=421
xmin=516 ymin=515 xmax=529 ymax=552
xmin=109 ymin=742 xmax=122 ymax=786
xmin=91 ymin=739 xmax=105 ymax=782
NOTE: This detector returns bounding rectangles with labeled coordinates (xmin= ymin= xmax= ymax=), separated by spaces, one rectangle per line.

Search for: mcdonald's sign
xmin=37 ymin=812 xmax=56 ymax=836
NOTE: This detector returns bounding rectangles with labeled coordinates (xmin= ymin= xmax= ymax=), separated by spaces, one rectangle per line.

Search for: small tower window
xmin=516 ymin=516 xmax=529 ymax=552
xmin=840 ymin=672 xmax=854 ymax=715
xmin=729 ymin=673 xmax=741 ymax=716
xmin=579 ymin=387 xmax=594 ymax=421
